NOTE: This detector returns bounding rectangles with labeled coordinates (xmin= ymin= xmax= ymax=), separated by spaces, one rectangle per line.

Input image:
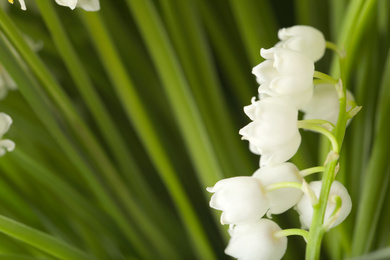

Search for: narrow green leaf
xmin=0 ymin=215 xmax=91 ymax=260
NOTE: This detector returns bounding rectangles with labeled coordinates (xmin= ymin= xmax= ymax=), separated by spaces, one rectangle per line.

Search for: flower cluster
xmin=6 ymin=0 xmax=100 ymax=11
xmin=208 ymin=25 xmax=353 ymax=260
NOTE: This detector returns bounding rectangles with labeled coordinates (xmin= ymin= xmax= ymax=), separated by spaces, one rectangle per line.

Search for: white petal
xmin=17 ymin=0 xmax=26 ymax=10
xmin=272 ymin=48 xmax=314 ymax=76
xmin=302 ymin=83 xmax=355 ymax=126
xmin=252 ymin=60 xmax=278 ymax=84
xmin=0 ymin=139 xmax=15 ymax=156
xmin=259 ymin=131 xmax=301 ymax=167
xmin=269 ymin=75 xmax=313 ymax=95
xmin=0 ymin=112 xmax=13 ymax=136
xmin=55 ymin=0 xmax=78 ymax=10
xmin=77 ymin=0 xmax=100 ymax=11
xmin=207 ymin=177 xmax=269 ymax=224
xmin=225 ymin=220 xmax=287 ymax=260
xmin=242 ymin=97 xmax=259 ymax=121
xmin=253 ymin=163 xmax=303 ymax=215
xmin=278 ymin=25 xmax=326 ymax=62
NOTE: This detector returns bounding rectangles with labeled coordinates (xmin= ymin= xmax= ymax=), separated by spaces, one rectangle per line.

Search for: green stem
xmin=313 ymin=71 xmax=339 ymax=85
xmin=326 ymin=41 xmax=346 ymax=58
xmin=305 ymin=54 xmax=348 ymax=260
xmin=275 ymin=229 xmax=309 ymax=241
xmin=298 ymin=121 xmax=339 ymax=152
xmin=300 ymin=166 xmax=326 ymax=177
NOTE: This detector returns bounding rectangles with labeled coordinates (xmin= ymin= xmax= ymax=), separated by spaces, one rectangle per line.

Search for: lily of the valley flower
xmin=301 ymin=83 xmax=355 ymax=126
xmin=253 ymin=163 xmax=303 ymax=216
xmin=239 ymin=97 xmax=301 ymax=167
xmin=225 ymin=219 xmax=287 ymax=260
xmin=252 ymin=47 xmax=315 ymax=109
xmin=277 ymin=25 xmax=326 ymax=62
xmin=55 ymin=0 xmax=100 ymax=11
xmin=0 ymin=112 xmax=15 ymax=156
xmin=207 ymin=176 xmax=269 ymax=224
xmin=296 ymin=180 xmax=352 ymax=229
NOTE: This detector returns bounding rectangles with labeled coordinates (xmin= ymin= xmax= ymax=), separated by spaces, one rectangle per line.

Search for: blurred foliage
xmin=0 ymin=0 xmax=388 ymax=259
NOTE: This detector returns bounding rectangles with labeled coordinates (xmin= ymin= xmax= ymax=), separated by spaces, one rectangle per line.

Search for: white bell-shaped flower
xmin=253 ymin=163 xmax=303 ymax=216
xmin=239 ymin=97 xmax=301 ymax=167
xmin=277 ymin=25 xmax=326 ymax=62
xmin=225 ymin=219 xmax=287 ymax=260
xmin=0 ymin=112 xmax=15 ymax=156
xmin=55 ymin=0 xmax=100 ymax=11
xmin=207 ymin=176 xmax=269 ymax=225
xmin=296 ymin=180 xmax=352 ymax=229
xmin=252 ymin=47 xmax=314 ymax=109
xmin=301 ymin=83 xmax=355 ymax=126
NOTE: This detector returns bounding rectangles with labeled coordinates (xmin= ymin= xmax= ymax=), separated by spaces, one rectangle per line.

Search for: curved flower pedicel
xmin=296 ymin=180 xmax=352 ymax=230
xmin=225 ymin=219 xmax=287 ymax=260
xmin=0 ymin=112 xmax=15 ymax=156
xmin=239 ymin=97 xmax=301 ymax=167
xmin=277 ymin=25 xmax=326 ymax=62
xmin=252 ymin=47 xmax=314 ymax=109
xmin=302 ymin=83 xmax=356 ymax=126
xmin=253 ymin=163 xmax=303 ymax=216
xmin=207 ymin=176 xmax=269 ymax=224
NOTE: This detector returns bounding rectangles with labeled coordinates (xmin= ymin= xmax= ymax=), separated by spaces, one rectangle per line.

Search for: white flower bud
xmin=0 ymin=112 xmax=15 ymax=156
xmin=225 ymin=219 xmax=287 ymax=260
xmin=296 ymin=180 xmax=352 ymax=229
xmin=253 ymin=163 xmax=303 ymax=216
xmin=252 ymin=48 xmax=314 ymax=109
xmin=239 ymin=97 xmax=301 ymax=167
xmin=277 ymin=25 xmax=326 ymax=62
xmin=301 ymin=83 xmax=355 ymax=126
xmin=207 ymin=176 xmax=269 ymax=225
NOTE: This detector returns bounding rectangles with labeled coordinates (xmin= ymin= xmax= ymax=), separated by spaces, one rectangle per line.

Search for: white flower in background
xmin=6 ymin=0 xmax=26 ymax=11
xmin=0 ymin=112 xmax=15 ymax=156
xmin=277 ymin=25 xmax=326 ymax=62
xmin=0 ymin=34 xmax=43 ymax=100
xmin=225 ymin=219 xmax=287 ymax=260
xmin=207 ymin=176 xmax=269 ymax=224
xmin=55 ymin=0 xmax=100 ymax=11
xmin=239 ymin=97 xmax=301 ymax=167
xmin=252 ymin=48 xmax=315 ymax=109
xmin=0 ymin=66 xmax=17 ymax=100
xmin=302 ymin=83 xmax=356 ymax=126
xmin=253 ymin=163 xmax=303 ymax=216
xmin=296 ymin=180 xmax=352 ymax=230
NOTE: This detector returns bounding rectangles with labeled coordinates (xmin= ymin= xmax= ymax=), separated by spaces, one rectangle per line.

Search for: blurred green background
xmin=0 ymin=0 xmax=389 ymax=259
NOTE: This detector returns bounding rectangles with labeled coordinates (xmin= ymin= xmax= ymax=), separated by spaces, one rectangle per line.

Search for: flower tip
xmin=206 ymin=187 xmax=214 ymax=193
